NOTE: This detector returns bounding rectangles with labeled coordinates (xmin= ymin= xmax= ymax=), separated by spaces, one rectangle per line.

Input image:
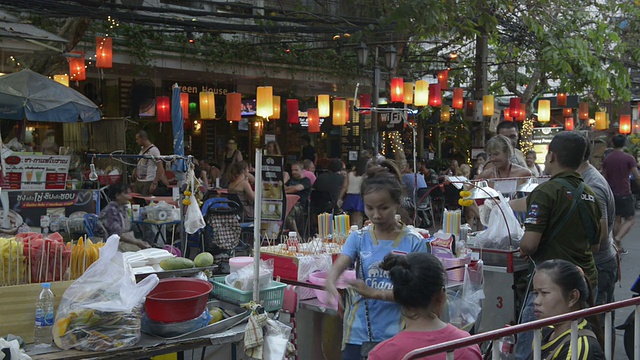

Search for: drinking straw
xmin=52 ymin=245 xmax=57 ymax=283
xmin=45 ymin=242 xmax=50 ymax=283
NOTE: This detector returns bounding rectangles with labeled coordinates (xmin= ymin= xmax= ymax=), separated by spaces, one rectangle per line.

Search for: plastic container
xmin=229 ymin=257 xmax=254 ymax=273
xmin=145 ymin=278 xmax=213 ymax=323
xmin=308 ymin=270 xmax=356 ymax=305
xmin=34 ymin=282 xmax=54 ymax=347
xmin=210 ymin=276 xmax=286 ymax=312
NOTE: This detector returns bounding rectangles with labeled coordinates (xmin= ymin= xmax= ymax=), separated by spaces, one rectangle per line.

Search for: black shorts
xmin=614 ymin=194 xmax=635 ymax=218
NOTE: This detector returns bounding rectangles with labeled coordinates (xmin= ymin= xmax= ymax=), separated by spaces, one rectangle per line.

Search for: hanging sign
xmin=260 ymin=154 xmax=286 ymax=240
xmin=378 ymin=112 xmax=405 ymax=131
xmin=4 ymin=155 xmax=70 ymax=190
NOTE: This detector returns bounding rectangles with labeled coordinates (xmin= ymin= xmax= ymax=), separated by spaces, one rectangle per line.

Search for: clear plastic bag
xmin=53 ymin=235 xmax=159 ymax=351
xmin=184 ymin=167 xmax=206 ymax=234
xmin=263 ymin=318 xmax=292 ymax=360
xmin=225 ymin=259 xmax=274 ymax=291
xmin=448 ymin=262 xmax=484 ymax=332
xmin=474 ymin=194 xmax=523 ymax=249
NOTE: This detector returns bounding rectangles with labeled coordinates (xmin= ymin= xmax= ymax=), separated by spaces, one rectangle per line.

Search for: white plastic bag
xmin=225 ymin=259 xmax=274 ymax=291
xmin=184 ymin=167 xmax=205 ymax=234
xmin=475 ymin=193 xmax=523 ymax=249
xmin=53 ymin=235 xmax=159 ymax=350
xmin=448 ymin=262 xmax=484 ymax=331
xmin=263 ymin=319 xmax=292 ymax=360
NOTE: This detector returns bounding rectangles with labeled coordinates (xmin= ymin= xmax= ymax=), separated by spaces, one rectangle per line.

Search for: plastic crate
xmin=210 ymin=276 xmax=286 ymax=312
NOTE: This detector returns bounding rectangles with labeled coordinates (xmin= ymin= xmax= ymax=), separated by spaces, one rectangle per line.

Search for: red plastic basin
xmin=145 ymin=278 xmax=213 ymax=323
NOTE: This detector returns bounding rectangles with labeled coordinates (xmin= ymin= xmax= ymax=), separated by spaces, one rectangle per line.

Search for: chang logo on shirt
xmin=365 ymin=261 xmax=393 ymax=290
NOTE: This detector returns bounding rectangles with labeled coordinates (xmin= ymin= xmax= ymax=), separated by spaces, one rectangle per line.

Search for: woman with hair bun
xmin=527 ymin=259 xmax=603 ymax=359
xmin=325 ymin=161 xmax=427 ymax=360
xmin=367 ymin=253 xmax=482 ymax=360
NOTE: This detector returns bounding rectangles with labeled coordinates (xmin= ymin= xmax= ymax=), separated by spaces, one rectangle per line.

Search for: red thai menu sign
xmin=4 ymin=155 xmax=70 ymax=190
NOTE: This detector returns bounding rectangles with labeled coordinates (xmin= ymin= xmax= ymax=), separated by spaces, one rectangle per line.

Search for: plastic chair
xmin=83 ymin=213 xmax=99 ymax=238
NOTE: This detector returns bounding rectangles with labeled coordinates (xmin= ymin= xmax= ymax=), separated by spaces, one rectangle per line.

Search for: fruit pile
xmin=69 ymin=237 xmax=105 ymax=280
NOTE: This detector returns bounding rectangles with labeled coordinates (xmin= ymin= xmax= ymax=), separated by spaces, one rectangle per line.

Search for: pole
xmin=372 ymin=47 xmax=380 ymax=155
xmin=252 ymin=149 xmax=263 ymax=303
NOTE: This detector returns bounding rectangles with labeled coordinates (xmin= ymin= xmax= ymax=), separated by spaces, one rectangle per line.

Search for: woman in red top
xmin=368 ymin=253 xmax=482 ymax=360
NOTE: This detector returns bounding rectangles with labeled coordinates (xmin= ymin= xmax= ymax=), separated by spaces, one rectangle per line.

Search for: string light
xmin=520 ymin=118 xmax=534 ymax=154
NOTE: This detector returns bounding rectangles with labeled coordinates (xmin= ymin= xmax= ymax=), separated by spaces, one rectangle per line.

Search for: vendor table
xmin=132 ymin=219 xmax=181 ymax=247
xmin=27 ymin=323 xmax=245 ymax=360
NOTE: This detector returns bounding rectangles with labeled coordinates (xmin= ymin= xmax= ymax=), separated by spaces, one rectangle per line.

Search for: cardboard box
xmin=0 ymin=281 xmax=73 ymax=343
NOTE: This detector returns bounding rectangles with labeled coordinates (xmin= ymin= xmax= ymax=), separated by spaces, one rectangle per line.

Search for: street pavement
xmin=613 ymin=212 xmax=640 ymax=359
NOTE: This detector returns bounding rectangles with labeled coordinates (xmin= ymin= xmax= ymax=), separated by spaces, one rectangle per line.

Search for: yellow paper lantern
xmin=199 ymin=92 xmax=215 ymax=120
xmin=403 ymin=82 xmax=414 ymax=105
xmin=538 ymin=100 xmax=551 ymax=122
xmin=53 ymin=75 xmax=69 ymax=87
xmin=441 ymin=105 xmax=451 ymax=122
xmin=272 ymin=95 xmax=281 ymax=119
xmin=332 ymin=99 xmax=346 ymax=126
xmin=256 ymin=86 xmax=273 ymax=118
xmin=482 ymin=95 xmax=494 ymax=116
xmin=414 ymin=80 xmax=429 ymax=106
xmin=595 ymin=112 xmax=607 ymax=130
xmin=318 ymin=94 xmax=330 ymax=117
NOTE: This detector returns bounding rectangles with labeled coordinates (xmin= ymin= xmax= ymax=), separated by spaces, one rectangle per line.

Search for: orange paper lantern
xmin=579 ymin=102 xmax=589 ymax=120
xmin=516 ymin=103 xmax=526 ymax=122
xmin=557 ymin=93 xmax=567 ymax=107
xmin=179 ymin=92 xmax=189 ymax=120
xmin=156 ymin=96 xmax=170 ymax=123
xmin=504 ymin=108 xmax=513 ymax=121
xmin=287 ymin=99 xmax=299 ymax=124
xmin=96 ymin=37 xmax=113 ymax=69
xmin=333 ymin=99 xmax=347 ymax=126
xmin=307 ymin=108 xmax=320 ymax=133
xmin=564 ymin=118 xmax=574 ymax=131
xmin=403 ymin=82 xmax=414 ymax=105
xmin=620 ymin=115 xmax=631 ymax=134
xmin=272 ymin=95 xmax=281 ymax=120
xmin=563 ymin=108 xmax=572 ymax=118
xmin=428 ymin=84 xmax=442 ymax=107
xmin=390 ymin=78 xmax=404 ymax=103
xmin=68 ymin=52 xmax=86 ymax=81
xmin=452 ymin=88 xmax=464 ymax=109
xmin=227 ymin=93 xmax=242 ymax=122
xmin=437 ymin=70 xmax=448 ymax=90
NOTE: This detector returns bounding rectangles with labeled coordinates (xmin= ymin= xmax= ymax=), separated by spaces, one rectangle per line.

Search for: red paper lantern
xmin=437 ymin=70 xmax=449 ymax=90
xmin=156 ymin=96 xmax=170 ymax=123
xmin=620 ymin=115 xmax=631 ymax=134
xmin=307 ymin=108 xmax=320 ymax=133
xmin=358 ymin=94 xmax=371 ymax=115
xmin=428 ymin=84 xmax=442 ymax=107
xmin=557 ymin=93 xmax=567 ymax=107
xmin=509 ymin=98 xmax=521 ymax=119
xmin=504 ymin=108 xmax=513 ymax=121
xmin=564 ymin=117 xmax=574 ymax=131
xmin=96 ymin=37 xmax=113 ymax=69
xmin=516 ymin=104 xmax=526 ymax=122
xmin=452 ymin=88 xmax=464 ymax=109
xmin=227 ymin=93 xmax=242 ymax=122
xmin=563 ymin=108 xmax=572 ymax=118
xmin=390 ymin=78 xmax=404 ymax=103
xmin=286 ymin=99 xmax=299 ymax=124
xmin=179 ymin=93 xmax=189 ymax=120
xmin=579 ymin=102 xmax=589 ymax=120
xmin=68 ymin=52 xmax=86 ymax=81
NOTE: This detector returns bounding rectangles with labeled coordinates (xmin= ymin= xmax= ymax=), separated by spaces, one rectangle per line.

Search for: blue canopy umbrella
xmin=0 ymin=69 xmax=101 ymax=122
xmin=170 ymin=84 xmax=186 ymax=177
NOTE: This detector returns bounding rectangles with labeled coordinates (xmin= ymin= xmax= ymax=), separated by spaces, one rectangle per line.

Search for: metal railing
xmin=401 ymin=296 xmax=640 ymax=360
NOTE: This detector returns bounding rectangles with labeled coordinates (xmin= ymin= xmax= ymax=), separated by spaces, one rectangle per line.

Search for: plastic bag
xmin=53 ymin=235 xmax=159 ymax=351
xmin=474 ymin=193 xmax=523 ymax=249
xmin=184 ymin=167 xmax=205 ymax=234
xmin=448 ymin=262 xmax=484 ymax=332
xmin=263 ymin=318 xmax=292 ymax=360
xmin=225 ymin=259 xmax=274 ymax=291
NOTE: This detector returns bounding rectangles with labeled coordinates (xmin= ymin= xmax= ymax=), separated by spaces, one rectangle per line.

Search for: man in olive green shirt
xmin=512 ymin=132 xmax=601 ymax=359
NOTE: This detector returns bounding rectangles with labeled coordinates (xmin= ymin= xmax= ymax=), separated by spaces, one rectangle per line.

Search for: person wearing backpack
xmin=509 ymin=132 xmax=601 ymax=360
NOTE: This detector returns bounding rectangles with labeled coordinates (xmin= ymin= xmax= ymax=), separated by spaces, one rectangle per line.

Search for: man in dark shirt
xmin=602 ymin=134 xmax=640 ymax=254
xmin=510 ymin=132 xmax=601 ymax=359
xmin=313 ymin=158 xmax=344 ymax=210
xmin=300 ymin=135 xmax=317 ymax=164
xmin=285 ymin=162 xmax=311 ymax=233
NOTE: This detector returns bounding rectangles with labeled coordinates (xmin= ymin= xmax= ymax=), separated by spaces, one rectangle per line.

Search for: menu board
xmin=4 ymin=155 xmax=70 ymax=190
xmin=260 ymin=155 xmax=286 ymax=240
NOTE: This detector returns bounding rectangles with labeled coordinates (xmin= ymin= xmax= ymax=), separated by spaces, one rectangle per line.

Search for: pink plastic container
xmin=308 ymin=270 xmax=356 ymax=305
xmin=229 ymin=256 xmax=254 ymax=273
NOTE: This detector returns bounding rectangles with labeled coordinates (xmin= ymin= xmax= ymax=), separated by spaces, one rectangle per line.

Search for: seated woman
xmin=226 ymin=161 xmax=255 ymax=219
xmin=527 ymin=259 xmax=604 ymax=359
xmin=368 ymin=252 xmax=482 ymax=360
xmin=97 ymin=183 xmax=151 ymax=252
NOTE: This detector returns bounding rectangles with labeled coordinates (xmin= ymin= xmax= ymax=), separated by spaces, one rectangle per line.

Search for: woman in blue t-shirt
xmin=325 ymin=159 xmax=427 ymax=360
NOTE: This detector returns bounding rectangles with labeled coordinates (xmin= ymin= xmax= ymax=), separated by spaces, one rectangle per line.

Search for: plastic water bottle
xmin=34 ymin=283 xmax=54 ymax=348
xmin=498 ymin=334 xmax=515 ymax=359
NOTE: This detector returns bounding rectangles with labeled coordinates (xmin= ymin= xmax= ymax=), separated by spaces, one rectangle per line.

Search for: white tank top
xmin=347 ymin=172 xmax=363 ymax=194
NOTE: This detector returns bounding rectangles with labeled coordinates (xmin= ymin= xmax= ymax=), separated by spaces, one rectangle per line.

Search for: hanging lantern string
xmin=352 ymin=83 xmax=413 ymax=114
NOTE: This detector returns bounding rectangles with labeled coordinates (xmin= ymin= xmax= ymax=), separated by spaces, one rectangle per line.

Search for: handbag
xmin=358 ymin=243 xmax=379 ymax=359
